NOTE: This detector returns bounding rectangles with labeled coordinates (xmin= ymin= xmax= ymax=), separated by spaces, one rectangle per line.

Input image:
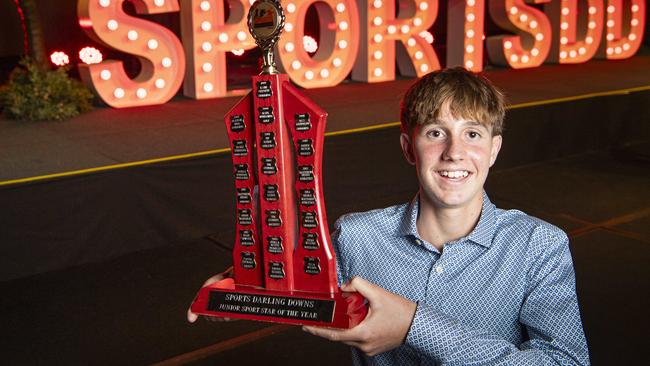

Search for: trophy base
xmin=190 ymin=278 xmax=367 ymax=328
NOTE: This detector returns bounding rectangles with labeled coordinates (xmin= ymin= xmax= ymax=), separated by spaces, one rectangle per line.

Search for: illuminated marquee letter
xmin=180 ymin=0 xmax=256 ymax=98
xmin=487 ymin=0 xmax=552 ymax=68
xmin=352 ymin=0 xmax=440 ymax=82
xmin=447 ymin=0 xmax=486 ymax=71
xmin=78 ymin=0 xmax=185 ymax=108
xmin=600 ymin=0 xmax=645 ymax=59
xmin=545 ymin=0 xmax=603 ymax=63
xmin=276 ymin=0 xmax=360 ymax=88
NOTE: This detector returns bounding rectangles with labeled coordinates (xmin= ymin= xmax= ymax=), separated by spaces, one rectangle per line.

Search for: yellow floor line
xmin=1 ymin=85 xmax=648 ymax=187
xmin=0 ymin=148 xmax=230 ymax=187
xmin=507 ymin=85 xmax=650 ymax=110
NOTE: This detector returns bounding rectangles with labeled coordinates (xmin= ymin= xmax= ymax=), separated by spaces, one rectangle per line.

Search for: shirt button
xmin=435 ymin=265 xmax=444 ymax=274
xmin=415 ymin=239 xmax=423 ymax=245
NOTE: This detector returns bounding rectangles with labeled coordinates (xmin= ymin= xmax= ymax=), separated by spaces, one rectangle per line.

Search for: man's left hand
xmin=303 ymin=276 xmax=417 ymax=356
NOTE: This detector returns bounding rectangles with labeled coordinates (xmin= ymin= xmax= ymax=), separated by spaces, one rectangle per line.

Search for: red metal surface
xmin=192 ymin=73 xmax=367 ymax=328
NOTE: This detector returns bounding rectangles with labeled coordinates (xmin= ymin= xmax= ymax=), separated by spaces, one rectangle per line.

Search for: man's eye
xmin=428 ymin=130 xmax=442 ymax=138
xmin=468 ymin=131 xmax=481 ymax=139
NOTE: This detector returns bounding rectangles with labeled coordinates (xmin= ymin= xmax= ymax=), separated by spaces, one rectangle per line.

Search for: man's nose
xmin=442 ymin=136 xmax=465 ymax=160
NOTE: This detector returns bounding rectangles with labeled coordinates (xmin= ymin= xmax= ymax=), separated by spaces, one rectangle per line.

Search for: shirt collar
xmin=397 ymin=192 xmax=496 ymax=248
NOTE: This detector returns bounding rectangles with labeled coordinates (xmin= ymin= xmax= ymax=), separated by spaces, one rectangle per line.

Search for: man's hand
xmin=187 ymin=267 xmax=234 ymax=323
xmin=303 ymin=276 xmax=417 ymax=356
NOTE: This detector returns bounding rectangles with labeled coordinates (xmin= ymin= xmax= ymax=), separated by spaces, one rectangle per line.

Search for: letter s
xmin=78 ymin=0 xmax=186 ymax=108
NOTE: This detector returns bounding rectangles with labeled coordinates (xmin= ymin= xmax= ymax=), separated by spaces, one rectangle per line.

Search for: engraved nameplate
xmin=256 ymin=80 xmax=272 ymax=98
xmin=240 ymin=229 xmax=254 ymax=246
xmin=295 ymin=113 xmax=311 ymax=131
xmin=264 ymin=184 xmax=279 ymax=201
xmin=260 ymin=132 xmax=276 ymax=149
xmin=304 ymin=257 xmax=321 ymax=275
xmin=300 ymin=189 xmax=316 ymax=206
xmin=302 ymin=211 xmax=318 ymax=229
xmin=298 ymin=165 xmax=314 ymax=182
xmin=233 ymin=140 xmax=248 ymax=156
xmin=207 ymin=291 xmax=335 ymax=323
xmin=235 ymin=164 xmax=249 ymax=180
xmin=266 ymin=209 xmax=282 ymax=227
xmin=241 ymin=252 xmax=256 ymax=269
xmin=262 ymin=158 xmax=278 ymax=175
xmin=258 ymin=106 xmax=274 ymax=124
xmin=298 ymin=139 xmax=314 ymax=157
xmin=267 ymin=236 xmax=284 ymax=254
xmin=230 ymin=115 xmax=245 ymax=132
xmin=237 ymin=187 xmax=252 ymax=204
xmin=268 ymin=262 xmax=285 ymax=279
xmin=302 ymin=233 xmax=319 ymax=250
xmin=238 ymin=209 xmax=253 ymax=226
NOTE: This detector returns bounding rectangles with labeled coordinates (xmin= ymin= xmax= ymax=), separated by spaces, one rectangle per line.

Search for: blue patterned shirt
xmin=332 ymin=193 xmax=590 ymax=366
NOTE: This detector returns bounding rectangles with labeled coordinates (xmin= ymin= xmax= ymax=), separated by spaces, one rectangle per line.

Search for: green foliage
xmin=0 ymin=58 xmax=93 ymax=121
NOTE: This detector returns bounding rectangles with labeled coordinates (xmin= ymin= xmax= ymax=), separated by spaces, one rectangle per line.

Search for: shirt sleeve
xmin=405 ymin=231 xmax=590 ymax=366
xmin=331 ymin=217 xmax=348 ymax=287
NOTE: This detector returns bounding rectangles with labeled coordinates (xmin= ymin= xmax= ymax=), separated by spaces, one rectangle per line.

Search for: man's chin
xmin=422 ymin=190 xmax=482 ymax=210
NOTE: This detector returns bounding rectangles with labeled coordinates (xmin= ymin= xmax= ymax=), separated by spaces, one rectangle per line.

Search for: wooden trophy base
xmin=191 ymin=278 xmax=368 ymax=328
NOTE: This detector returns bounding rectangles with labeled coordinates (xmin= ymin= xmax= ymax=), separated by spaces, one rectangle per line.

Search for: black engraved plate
xmin=300 ymin=189 xmax=316 ymax=206
xmin=230 ymin=115 xmax=245 ymax=132
xmin=233 ymin=140 xmax=248 ymax=156
xmin=241 ymin=252 xmax=256 ymax=269
xmin=268 ymin=262 xmax=285 ymax=279
xmin=258 ymin=106 xmax=275 ymax=124
xmin=267 ymin=236 xmax=284 ymax=254
xmin=295 ymin=113 xmax=311 ymax=131
xmin=237 ymin=187 xmax=252 ymax=204
xmin=240 ymin=230 xmax=254 ymax=246
xmin=298 ymin=139 xmax=314 ymax=156
xmin=298 ymin=165 xmax=314 ymax=182
xmin=256 ymin=80 xmax=272 ymax=98
xmin=235 ymin=164 xmax=249 ymax=180
xmin=304 ymin=257 xmax=321 ymax=275
xmin=302 ymin=232 xmax=320 ymax=250
xmin=266 ymin=209 xmax=282 ymax=227
xmin=260 ymin=132 xmax=276 ymax=149
xmin=264 ymin=184 xmax=279 ymax=202
xmin=302 ymin=211 xmax=318 ymax=229
xmin=207 ymin=291 xmax=336 ymax=323
xmin=262 ymin=158 xmax=278 ymax=175
xmin=238 ymin=209 xmax=252 ymax=226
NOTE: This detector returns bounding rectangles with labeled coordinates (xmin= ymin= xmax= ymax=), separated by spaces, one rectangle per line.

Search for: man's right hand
xmin=187 ymin=267 xmax=234 ymax=323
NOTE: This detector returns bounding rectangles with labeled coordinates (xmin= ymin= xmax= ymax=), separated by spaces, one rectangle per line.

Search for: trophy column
xmin=282 ymin=83 xmax=338 ymax=294
xmin=226 ymin=96 xmax=264 ymax=288
xmin=252 ymin=73 xmax=297 ymax=292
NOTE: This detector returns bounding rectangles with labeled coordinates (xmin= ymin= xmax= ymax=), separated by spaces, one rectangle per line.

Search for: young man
xmin=302 ymin=68 xmax=591 ymax=365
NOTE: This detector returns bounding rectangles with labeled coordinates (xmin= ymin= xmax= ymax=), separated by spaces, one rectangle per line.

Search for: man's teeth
xmin=439 ymin=171 xmax=469 ymax=178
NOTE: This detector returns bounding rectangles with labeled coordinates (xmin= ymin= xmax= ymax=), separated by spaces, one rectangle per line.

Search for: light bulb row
xmin=280 ymin=1 xmax=354 ymax=82
xmin=463 ymin=0 xmax=482 ymax=70
xmin=100 ymin=0 xmax=165 ymax=8
xmin=366 ymin=2 xmax=435 ymax=79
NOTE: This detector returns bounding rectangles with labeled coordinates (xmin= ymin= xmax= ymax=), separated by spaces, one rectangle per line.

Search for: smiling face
xmin=401 ymin=108 xmax=502 ymax=211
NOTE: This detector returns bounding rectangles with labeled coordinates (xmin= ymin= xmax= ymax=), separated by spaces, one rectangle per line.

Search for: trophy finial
xmin=247 ymin=0 xmax=286 ymax=75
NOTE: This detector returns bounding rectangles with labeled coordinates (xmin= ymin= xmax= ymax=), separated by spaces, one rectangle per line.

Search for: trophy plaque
xmin=190 ymin=0 xmax=367 ymax=328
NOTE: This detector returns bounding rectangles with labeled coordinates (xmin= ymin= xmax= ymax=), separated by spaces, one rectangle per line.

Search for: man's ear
xmin=489 ymin=135 xmax=502 ymax=167
xmin=400 ymin=133 xmax=416 ymax=165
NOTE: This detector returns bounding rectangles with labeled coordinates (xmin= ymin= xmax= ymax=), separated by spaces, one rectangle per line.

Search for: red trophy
xmin=190 ymin=0 xmax=367 ymax=328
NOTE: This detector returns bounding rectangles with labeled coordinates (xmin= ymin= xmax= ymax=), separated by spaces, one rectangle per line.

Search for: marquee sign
xmin=77 ymin=0 xmax=646 ymax=108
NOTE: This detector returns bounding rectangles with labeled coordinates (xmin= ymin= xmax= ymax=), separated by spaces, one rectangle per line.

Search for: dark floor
xmin=2 ymin=140 xmax=648 ymax=366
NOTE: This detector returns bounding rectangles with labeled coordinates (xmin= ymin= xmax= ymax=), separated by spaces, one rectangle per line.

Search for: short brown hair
xmin=400 ymin=68 xmax=505 ymax=135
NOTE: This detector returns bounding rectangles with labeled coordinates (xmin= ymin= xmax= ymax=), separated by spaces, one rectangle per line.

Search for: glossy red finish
xmin=191 ymin=73 xmax=367 ymax=328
